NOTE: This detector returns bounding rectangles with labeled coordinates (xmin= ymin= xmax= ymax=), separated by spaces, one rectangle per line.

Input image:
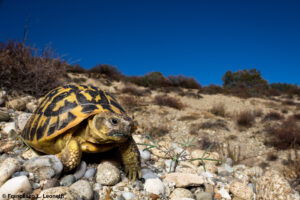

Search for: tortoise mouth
xmin=109 ymin=131 xmax=130 ymax=137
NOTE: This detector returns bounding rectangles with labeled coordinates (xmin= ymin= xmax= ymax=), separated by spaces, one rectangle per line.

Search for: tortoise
xmin=22 ymin=84 xmax=141 ymax=181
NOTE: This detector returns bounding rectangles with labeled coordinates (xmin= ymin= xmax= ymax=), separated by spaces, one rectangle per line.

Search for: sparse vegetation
xmin=119 ymin=96 xmax=140 ymax=111
xmin=210 ymin=103 xmax=226 ymax=117
xmin=262 ymin=111 xmax=284 ymax=121
xmin=0 ymin=40 xmax=67 ymax=97
xmin=88 ymin=64 xmax=124 ymax=81
xmin=236 ymin=110 xmax=255 ymax=127
xmin=191 ymin=119 xmax=229 ymax=131
xmin=148 ymin=126 xmax=170 ymax=138
xmin=266 ymin=117 xmax=300 ymax=149
xmin=121 ymin=85 xmax=150 ymax=96
xmin=153 ymin=95 xmax=184 ymax=110
xmin=178 ymin=113 xmax=200 ymax=121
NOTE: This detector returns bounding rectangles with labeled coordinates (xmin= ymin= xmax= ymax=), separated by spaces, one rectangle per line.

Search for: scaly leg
xmin=56 ymin=138 xmax=82 ymax=171
xmin=119 ymin=136 xmax=141 ymax=182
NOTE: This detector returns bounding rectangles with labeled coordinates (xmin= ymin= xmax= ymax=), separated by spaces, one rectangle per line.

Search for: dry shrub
xmin=121 ymin=85 xmax=150 ymax=96
xmin=267 ymin=152 xmax=278 ymax=161
xmin=66 ymin=64 xmax=86 ymax=73
xmin=198 ymin=119 xmax=229 ymax=131
xmin=262 ymin=111 xmax=284 ymax=121
xmin=266 ymin=117 xmax=300 ymax=149
xmin=253 ymin=108 xmax=263 ymax=117
xmin=119 ymin=96 xmax=139 ymax=110
xmin=293 ymin=113 xmax=300 ymax=120
xmin=210 ymin=103 xmax=226 ymax=117
xmin=167 ymin=75 xmax=201 ymax=89
xmin=236 ymin=110 xmax=255 ymax=127
xmin=201 ymin=84 xmax=224 ymax=94
xmin=153 ymin=95 xmax=184 ymax=110
xmin=148 ymin=126 xmax=169 ymax=138
xmin=178 ymin=113 xmax=200 ymax=121
xmin=282 ymin=100 xmax=297 ymax=106
xmin=88 ymin=64 xmax=124 ymax=81
xmin=0 ymin=40 xmax=67 ymax=97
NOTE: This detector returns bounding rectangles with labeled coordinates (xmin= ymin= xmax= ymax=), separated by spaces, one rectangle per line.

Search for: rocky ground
xmin=0 ymin=72 xmax=299 ymax=200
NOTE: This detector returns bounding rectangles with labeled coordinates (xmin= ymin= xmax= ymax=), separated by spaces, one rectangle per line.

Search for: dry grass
xmin=148 ymin=126 xmax=170 ymax=138
xmin=236 ymin=110 xmax=255 ymax=127
xmin=266 ymin=117 xmax=300 ymax=149
xmin=178 ymin=113 xmax=200 ymax=121
xmin=121 ymin=85 xmax=150 ymax=96
xmin=210 ymin=103 xmax=226 ymax=117
xmin=262 ymin=111 xmax=284 ymax=122
xmin=293 ymin=113 xmax=300 ymax=120
xmin=119 ymin=96 xmax=140 ymax=111
xmin=153 ymin=95 xmax=184 ymax=110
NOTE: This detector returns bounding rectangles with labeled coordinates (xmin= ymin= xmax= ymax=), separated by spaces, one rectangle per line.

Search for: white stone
xmin=0 ymin=176 xmax=32 ymax=200
xmin=2 ymin=122 xmax=16 ymax=135
xmin=219 ymin=187 xmax=231 ymax=199
xmin=144 ymin=178 xmax=165 ymax=195
xmin=230 ymin=181 xmax=254 ymax=200
xmin=169 ymin=188 xmax=194 ymax=199
xmin=165 ymin=173 xmax=204 ymax=187
xmin=141 ymin=168 xmax=157 ymax=180
xmin=70 ymin=180 xmax=93 ymax=200
xmin=96 ymin=161 xmax=120 ymax=186
xmin=139 ymin=149 xmax=151 ymax=161
xmin=17 ymin=113 xmax=32 ymax=131
xmin=73 ymin=161 xmax=87 ymax=180
xmin=121 ymin=191 xmax=136 ymax=200
xmin=0 ymin=157 xmax=20 ymax=186
xmin=24 ymin=155 xmax=63 ymax=179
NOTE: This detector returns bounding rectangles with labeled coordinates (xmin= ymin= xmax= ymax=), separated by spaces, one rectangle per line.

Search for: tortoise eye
xmin=110 ymin=118 xmax=119 ymax=125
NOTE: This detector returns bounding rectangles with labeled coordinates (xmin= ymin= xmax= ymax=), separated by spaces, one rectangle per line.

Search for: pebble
xmin=12 ymin=171 xmax=29 ymax=178
xmin=0 ymin=111 xmax=10 ymax=122
xmin=84 ymin=167 xmax=96 ymax=179
xmin=24 ymin=155 xmax=63 ymax=179
xmin=2 ymin=122 xmax=17 ymax=135
xmin=73 ymin=161 xmax=87 ymax=180
xmin=70 ymin=180 xmax=93 ymax=200
xmin=141 ymin=168 xmax=157 ymax=180
xmin=169 ymin=188 xmax=194 ymax=199
xmin=0 ymin=157 xmax=20 ymax=186
xmin=225 ymin=158 xmax=233 ymax=166
xmin=195 ymin=192 xmax=213 ymax=200
xmin=96 ymin=161 xmax=120 ymax=186
xmin=139 ymin=149 xmax=151 ymax=161
xmin=60 ymin=175 xmax=76 ymax=186
xmin=218 ymin=188 xmax=231 ymax=200
xmin=39 ymin=186 xmax=80 ymax=199
xmin=121 ymin=191 xmax=137 ymax=200
xmin=218 ymin=164 xmax=233 ymax=176
xmin=42 ymin=178 xmax=60 ymax=189
xmin=0 ymin=176 xmax=32 ymax=199
xmin=229 ymin=181 xmax=254 ymax=200
xmin=26 ymin=102 xmax=37 ymax=113
xmin=144 ymin=178 xmax=165 ymax=195
xmin=6 ymin=99 xmax=26 ymax=111
xmin=17 ymin=112 xmax=32 ymax=131
xmin=165 ymin=173 xmax=204 ymax=187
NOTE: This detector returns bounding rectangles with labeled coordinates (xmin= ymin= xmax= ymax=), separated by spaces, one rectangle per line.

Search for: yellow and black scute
xmin=22 ymin=84 xmax=125 ymax=144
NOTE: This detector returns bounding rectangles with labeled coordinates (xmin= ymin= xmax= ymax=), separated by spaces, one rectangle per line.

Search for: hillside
xmin=0 ymin=69 xmax=299 ymax=199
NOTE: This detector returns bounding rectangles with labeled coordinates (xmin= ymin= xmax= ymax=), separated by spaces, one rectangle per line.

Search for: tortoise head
xmin=87 ymin=111 xmax=136 ymax=143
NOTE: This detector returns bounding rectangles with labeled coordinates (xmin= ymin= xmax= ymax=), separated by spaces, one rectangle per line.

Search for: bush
xmin=88 ymin=64 xmax=124 ymax=81
xmin=119 ymin=96 xmax=139 ymax=110
xmin=236 ymin=110 xmax=255 ymax=127
xmin=153 ymin=95 xmax=184 ymax=110
xmin=121 ymin=85 xmax=150 ymax=96
xmin=201 ymin=84 xmax=224 ymax=94
xmin=198 ymin=119 xmax=229 ymax=130
xmin=0 ymin=40 xmax=67 ymax=97
xmin=266 ymin=117 xmax=300 ymax=149
xmin=262 ymin=111 xmax=284 ymax=121
xmin=167 ymin=75 xmax=201 ymax=89
xmin=210 ymin=103 xmax=226 ymax=117
xmin=66 ymin=64 xmax=86 ymax=73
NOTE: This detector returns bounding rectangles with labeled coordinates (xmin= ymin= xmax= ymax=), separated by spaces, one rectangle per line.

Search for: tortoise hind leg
xmin=56 ymin=138 xmax=82 ymax=171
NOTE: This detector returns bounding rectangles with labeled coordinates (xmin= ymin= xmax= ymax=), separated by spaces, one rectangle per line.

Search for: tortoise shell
xmin=22 ymin=84 xmax=125 ymax=143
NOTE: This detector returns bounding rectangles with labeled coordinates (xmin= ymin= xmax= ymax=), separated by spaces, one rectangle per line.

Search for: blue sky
xmin=1 ymin=0 xmax=299 ymax=85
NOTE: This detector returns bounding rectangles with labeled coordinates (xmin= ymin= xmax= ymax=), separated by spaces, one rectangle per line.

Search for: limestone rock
xmin=96 ymin=161 xmax=120 ymax=186
xmin=230 ymin=181 xmax=254 ymax=200
xmin=39 ymin=186 xmax=80 ymax=200
xmin=165 ymin=173 xmax=204 ymax=187
xmin=17 ymin=112 xmax=32 ymax=131
xmin=144 ymin=178 xmax=165 ymax=195
xmin=70 ymin=180 xmax=93 ymax=200
xmin=170 ymin=188 xmax=194 ymax=199
xmin=0 ymin=176 xmax=32 ymax=200
xmin=0 ymin=157 xmax=20 ymax=186
xmin=24 ymin=155 xmax=63 ymax=179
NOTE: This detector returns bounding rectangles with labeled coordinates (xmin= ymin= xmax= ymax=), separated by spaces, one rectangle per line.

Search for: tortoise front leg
xmin=56 ymin=138 xmax=82 ymax=171
xmin=119 ymin=136 xmax=141 ymax=182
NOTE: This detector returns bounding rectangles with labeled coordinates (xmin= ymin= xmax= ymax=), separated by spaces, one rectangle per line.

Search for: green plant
xmin=138 ymin=135 xmax=220 ymax=172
